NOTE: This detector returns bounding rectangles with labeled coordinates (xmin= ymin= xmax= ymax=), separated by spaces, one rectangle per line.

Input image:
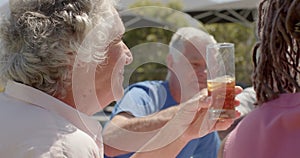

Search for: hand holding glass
xmin=206 ymin=43 xmax=235 ymax=120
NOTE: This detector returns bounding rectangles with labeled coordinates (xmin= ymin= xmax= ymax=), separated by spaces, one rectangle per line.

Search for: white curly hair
xmin=0 ymin=0 xmax=119 ymax=97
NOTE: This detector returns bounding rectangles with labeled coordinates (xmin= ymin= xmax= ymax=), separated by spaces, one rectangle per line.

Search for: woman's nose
xmin=125 ymin=53 xmax=133 ymax=65
xmin=122 ymin=41 xmax=133 ymax=65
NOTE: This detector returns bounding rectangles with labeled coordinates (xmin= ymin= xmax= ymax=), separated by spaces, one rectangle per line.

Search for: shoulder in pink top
xmin=224 ymin=93 xmax=300 ymax=158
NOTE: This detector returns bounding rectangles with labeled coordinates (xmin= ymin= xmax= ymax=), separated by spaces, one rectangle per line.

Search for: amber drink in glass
xmin=206 ymin=43 xmax=235 ymax=120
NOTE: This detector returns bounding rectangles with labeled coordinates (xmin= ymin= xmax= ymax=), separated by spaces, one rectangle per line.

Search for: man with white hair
xmin=0 ymin=0 xmax=242 ymax=156
xmin=103 ymin=27 xmax=221 ymax=158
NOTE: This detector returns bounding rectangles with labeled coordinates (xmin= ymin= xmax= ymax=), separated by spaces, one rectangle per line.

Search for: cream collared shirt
xmin=0 ymin=81 xmax=103 ymax=158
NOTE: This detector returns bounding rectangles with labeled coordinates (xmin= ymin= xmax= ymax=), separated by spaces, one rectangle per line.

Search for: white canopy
xmin=184 ymin=0 xmax=260 ymax=11
xmin=0 ymin=0 xmax=9 ymax=14
xmin=0 ymin=0 xmax=261 ymax=27
xmin=0 ymin=0 xmax=7 ymax=7
xmin=119 ymin=0 xmax=261 ymax=12
xmin=118 ymin=0 xmax=261 ymax=27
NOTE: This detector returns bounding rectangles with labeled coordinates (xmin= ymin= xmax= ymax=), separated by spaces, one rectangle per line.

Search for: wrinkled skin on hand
xmin=175 ymin=86 xmax=243 ymax=142
xmin=130 ymin=86 xmax=243 ymax=153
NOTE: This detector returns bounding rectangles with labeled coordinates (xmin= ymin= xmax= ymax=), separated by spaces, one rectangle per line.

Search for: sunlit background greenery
xmin=122 ymin=0 xmax=256 ymax=88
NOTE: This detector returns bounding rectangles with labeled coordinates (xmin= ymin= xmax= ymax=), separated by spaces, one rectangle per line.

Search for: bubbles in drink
xmin=207 ymin=75 xmax=236 ymax=119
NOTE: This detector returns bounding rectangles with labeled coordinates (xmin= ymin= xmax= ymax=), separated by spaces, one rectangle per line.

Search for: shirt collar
xmin=4 ymin=80 xmax=103 ymax=150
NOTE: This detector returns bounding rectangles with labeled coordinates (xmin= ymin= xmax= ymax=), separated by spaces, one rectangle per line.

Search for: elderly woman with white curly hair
xmin=0 ymin=0 xmax=242 ymax=157
xmin=0 ymin=0 xmax=132 ymax=157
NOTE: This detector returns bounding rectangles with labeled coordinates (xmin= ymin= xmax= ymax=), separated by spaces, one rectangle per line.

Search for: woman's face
xmin=95 ymin=15 xmax=132 ymax=107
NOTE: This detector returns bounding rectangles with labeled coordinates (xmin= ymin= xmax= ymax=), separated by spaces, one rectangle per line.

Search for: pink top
xmin=224 ymin=92 xmax=300 ymax=158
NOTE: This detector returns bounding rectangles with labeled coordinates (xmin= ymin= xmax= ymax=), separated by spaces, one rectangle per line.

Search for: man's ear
xmin=166 ymin=54 xmax=173 ymax=69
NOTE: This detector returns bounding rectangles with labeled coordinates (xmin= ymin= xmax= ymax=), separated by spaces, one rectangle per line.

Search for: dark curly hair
xmin=253 ymin=0 xmax=300 ymax=105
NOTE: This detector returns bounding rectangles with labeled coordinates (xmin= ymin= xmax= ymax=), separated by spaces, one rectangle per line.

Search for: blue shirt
xmin=106 ymin=81 xmax=220 ymax=158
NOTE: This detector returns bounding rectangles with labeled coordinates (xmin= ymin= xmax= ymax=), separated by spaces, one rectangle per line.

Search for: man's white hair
xmin=166 ymin=27 xmax=216 ymax=80
xmin=169 ymin=27 xmax=216 ymax=62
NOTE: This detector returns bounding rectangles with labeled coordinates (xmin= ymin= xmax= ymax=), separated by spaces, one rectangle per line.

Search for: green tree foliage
xmin=123 ymin=28 xmax=173 ymax=86
xmin=127 ymin=0 xmax=189 ymax=29
xmin=123 ymin=0 xmax=256 ymax=87
xmin=123 ymin=0 xmax=190 ymax=85
xmin=205 ymin=23 xmax=256 ymax=86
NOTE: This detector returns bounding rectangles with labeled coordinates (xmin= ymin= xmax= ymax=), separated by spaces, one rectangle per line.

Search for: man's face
xmin=171 ymin=40 xmax=208 ymax=100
